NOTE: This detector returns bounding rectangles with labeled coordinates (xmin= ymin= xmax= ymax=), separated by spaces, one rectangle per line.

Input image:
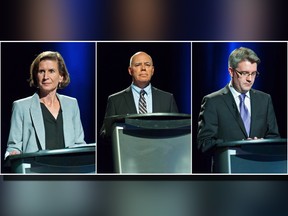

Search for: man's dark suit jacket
xmin=101 ymin=85 xmax=179 ymax=136
xmin=197 ymin=84 xmax=280 ymax=152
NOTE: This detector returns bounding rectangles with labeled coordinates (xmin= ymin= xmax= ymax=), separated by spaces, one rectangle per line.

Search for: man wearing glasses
xmin=197 ymin=47 xmax=280 ymax=153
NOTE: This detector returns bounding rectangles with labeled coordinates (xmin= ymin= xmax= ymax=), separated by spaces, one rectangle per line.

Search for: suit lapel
xmin=124 ymin=87 xmax=137 ymax=113
xmin=57 ymin=94 xmax=69 ymax=146
xmin=30 ymin=93 xmax=46 ymax=150
xmin=151 ymin=87 xmax=159 ymax=112
xmin=249 ymin=89 xmax=258 ymax=137
xmin=221 ymin=85 xmax=248 ymax=136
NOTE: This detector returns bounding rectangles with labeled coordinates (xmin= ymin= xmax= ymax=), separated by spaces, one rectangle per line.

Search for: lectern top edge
xmin=104 ymin=112 xmax=191 ymax=121
xmin=217 ymin=138 xmax=287 ymax=147
xmin=6 ymin=145 xmax=96 ymax=161
xmin=103 ymin=113 xmax=191 ymax=137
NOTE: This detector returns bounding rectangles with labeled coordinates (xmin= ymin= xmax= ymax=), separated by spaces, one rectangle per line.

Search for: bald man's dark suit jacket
xmin=197 ymin=84 xmax=280 ymax=152
xmin=101 ymin=85 xmax=179 ymax=136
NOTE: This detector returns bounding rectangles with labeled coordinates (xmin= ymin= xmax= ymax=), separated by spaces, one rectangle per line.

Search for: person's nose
xmin=141 ymin=63 xmax=146 ymax=70
xmin=43 ymin=71 xmax=49 ymax=79
xmin=246 ymin=74 xmax=252 ymax=82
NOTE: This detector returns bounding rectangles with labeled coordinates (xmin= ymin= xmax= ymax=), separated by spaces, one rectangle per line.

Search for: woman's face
xmin=36 ymin=59 xmax=63 ymax=94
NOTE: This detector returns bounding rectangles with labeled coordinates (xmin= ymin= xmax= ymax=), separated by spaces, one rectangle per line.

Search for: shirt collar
xmin=228 ymin=81 xmax=250 ymax=99
xmin=131 ymin=83 xmax=152 ymax=95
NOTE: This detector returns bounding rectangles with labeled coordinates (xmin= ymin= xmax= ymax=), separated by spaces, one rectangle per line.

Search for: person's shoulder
xmin=108 ymin=87 xmax=131 ymax=99
xmin=14 ymin=95 xmax=33 ymax=103
xmin=204 ymin=86 xmax=228 ymax=99
xmin=13 ymin=94 xmax=35 ymax=105
xmin=250 ymin=88 xmax=270 ymax=97
xmin=152 ymin=86 xmax=174 ymax=96
xmin=11 ymin=94 xmax=38 ymax=112
xmin=57 ymin=94 xmax=80 ymax=108
xmin=57 ymin=94 xmax=77 ymax=101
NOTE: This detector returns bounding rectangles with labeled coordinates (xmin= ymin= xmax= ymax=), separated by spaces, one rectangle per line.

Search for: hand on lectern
xmin=247 ymin=137 xmax=264 ymax=140
xmin=9 ymin=150 xmax=21 ymax=155
xmin=4 ymin=150 xmax=20 ymax=160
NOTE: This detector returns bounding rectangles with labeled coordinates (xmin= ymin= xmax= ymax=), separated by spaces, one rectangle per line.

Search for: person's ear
xmin=128 ymin=66 xmax=132 ymax=76
xmin=228 ymin=67 xmax=233 ymax=78
xmin=59 ymin=74 xmax=64 ymax=83
xmin=151 ymin=66 xmax=154 ymax=76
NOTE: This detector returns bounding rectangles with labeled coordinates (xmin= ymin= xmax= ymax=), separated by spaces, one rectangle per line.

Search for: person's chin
xmin=40 ymin=87 xmax=50 ymax=91
xmin=242 ymin=87 xmax=252 ymax=93
xmin=138 ymin=79 xmax=150 ymax=84
xmin=134 ymin=80 xmax=149 ymax=88
xmin=40 ymin=87 xmax=56 ymax=93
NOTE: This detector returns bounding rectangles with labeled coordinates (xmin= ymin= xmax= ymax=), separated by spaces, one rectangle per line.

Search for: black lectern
xmin=213 ymin=139 xmax=287 ymax=173
xmin=103 ymin=113 xmax=191 ymax=173
xmin=4 ymin=144 xmax=96 ymax=174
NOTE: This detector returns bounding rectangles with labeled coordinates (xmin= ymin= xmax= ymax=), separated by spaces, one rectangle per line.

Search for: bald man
xmin=101 ymin=51 xmax=178 ymax=136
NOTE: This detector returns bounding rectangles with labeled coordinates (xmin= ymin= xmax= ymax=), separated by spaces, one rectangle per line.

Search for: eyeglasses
xmin=234 ymin=69 xmax=260 ymax=78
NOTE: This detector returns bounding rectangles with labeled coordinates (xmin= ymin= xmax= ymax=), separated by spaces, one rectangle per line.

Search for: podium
xmin=213 ymin=139 xmax=287 ymax=173
xmin=104 ymin=113 xmax=191 ymax=173
xmin=4 ymin=144 xmax=96 ymax=174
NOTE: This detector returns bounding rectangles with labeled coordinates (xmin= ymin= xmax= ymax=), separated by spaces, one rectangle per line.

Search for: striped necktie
xmin=139 ymin=89 xmax=147 ymax=114
xmin=239 ymin=94 xmax=250 ymax=136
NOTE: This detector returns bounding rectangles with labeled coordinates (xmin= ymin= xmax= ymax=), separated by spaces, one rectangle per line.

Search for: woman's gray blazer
xmin=6 ymin=93 xmax=86 ymax=153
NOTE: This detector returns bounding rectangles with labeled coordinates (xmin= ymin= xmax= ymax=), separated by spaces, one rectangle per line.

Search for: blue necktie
xmin=139 ymin=90 xmax=147 ymax=114
xmin=239 ymin=94 xmax=250 ymax=136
